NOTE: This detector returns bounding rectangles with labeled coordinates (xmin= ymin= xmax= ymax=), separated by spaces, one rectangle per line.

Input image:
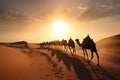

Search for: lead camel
xmin=75 ymin=35 xmax=100 ymax=66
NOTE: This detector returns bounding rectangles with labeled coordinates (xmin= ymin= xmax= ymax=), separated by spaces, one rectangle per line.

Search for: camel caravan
xmin=39 ymin=35 xmax=100 ymax=66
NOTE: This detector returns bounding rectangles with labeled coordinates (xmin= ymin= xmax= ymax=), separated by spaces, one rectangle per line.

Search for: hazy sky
xmin=0 ymin=0 xmax=120 ymax=42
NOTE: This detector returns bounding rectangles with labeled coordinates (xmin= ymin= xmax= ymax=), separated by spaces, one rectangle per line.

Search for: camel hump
xmin=83 ymin=35 xmax=95 ymax=45
xmin=84 ymin=35 xmax=91 ymax=42
xmin=68 ymin=38 xmax=74 ymax=43
xmin=68 ymin=38 xmax=75 ymax=45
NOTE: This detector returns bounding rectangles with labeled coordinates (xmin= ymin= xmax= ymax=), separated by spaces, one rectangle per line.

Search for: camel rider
xmin=83 ymin=34 xmax=92 ymax=45
xmin=69 ymin=38 xmax=73 ymax=43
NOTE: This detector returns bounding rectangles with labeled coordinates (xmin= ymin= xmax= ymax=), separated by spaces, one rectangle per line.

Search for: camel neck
xmin=76 ymin=40 xmax=81 ymax=47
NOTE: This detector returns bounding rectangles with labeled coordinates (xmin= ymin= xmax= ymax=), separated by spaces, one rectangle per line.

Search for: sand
xmin=0 ymin=34 xmax=120 ymax=80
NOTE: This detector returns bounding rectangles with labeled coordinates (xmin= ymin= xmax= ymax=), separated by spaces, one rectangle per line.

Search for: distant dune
xmin=96 ymin=34 xmax=120 ymax=80
xmin=10 ymin=41 xmax=27 ymax=44
xmin=8 ymin=41 xmax=28 ymax=48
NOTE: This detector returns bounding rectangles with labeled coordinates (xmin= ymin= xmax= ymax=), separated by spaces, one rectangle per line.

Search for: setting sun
xmin=49 ymin=19 xmax=77 ymax=40
xmin=52 ymin=20 xmax=68 ymax=35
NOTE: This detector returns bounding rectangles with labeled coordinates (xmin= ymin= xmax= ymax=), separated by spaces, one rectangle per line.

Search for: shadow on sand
xmin=37 ymin=47 xmax=93 ymax=80
xmin=35 ymin=49 xmax=64 ymax=80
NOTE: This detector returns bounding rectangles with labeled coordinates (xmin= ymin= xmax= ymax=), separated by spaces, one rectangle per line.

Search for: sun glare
xmin=53 ymin=20 xmax=67 ymax=34
xmin=50 ymin=19 xmax=75 ymax=39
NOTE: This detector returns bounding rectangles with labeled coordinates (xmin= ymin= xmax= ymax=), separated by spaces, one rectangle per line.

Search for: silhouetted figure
xmin=68 ymin=38 xmax=76 ymax=56
xmin=61 ymin=39 xmax=68 ymax=51
xmin=75 ymin=35 xmax=100 ymax=65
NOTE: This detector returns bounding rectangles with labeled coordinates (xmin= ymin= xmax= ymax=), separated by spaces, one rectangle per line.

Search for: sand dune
xmin=95 ymin=34 xmax=120 ymax=80
xmin=0 ymin=34 xmax=120 ymax=80
xmin=0 ymin=44 xmax=59 ymax=80
xmin=0 ymin=43 xmax=99 ymax=80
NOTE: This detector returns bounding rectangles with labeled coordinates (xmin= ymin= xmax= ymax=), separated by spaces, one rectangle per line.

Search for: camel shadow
xmin=98 ymin=65 xmax=114 ymax=80
xmin=38 ymin=47 xmax=93 ymax=80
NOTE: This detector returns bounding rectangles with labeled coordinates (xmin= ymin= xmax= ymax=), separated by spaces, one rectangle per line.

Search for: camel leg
xmin=72 ymin=47 xmax=75 ymax=56
xmin=82 ymin=49 xmax=85 ymax=60
xmin=73 ymin=47 xmax=76 ymax=56
xmin=89 ymin=51 xmax=94 ymax=63
xmin=68 ymin=47 xmax=70 ymax=52
xmin=65 ymin=46 xmax=67 ymax=51
xmin=66 ymin=46 xmax=68 ymax=52
xmin=63 ymin=45 xmax=64 ymax=51
xmin=72 ymin=48 xmax=73 ymax=55
xmin=64 ymin=45 xmax=67 ymax=51
xmin=64 ymin=46 xmax=66 ymax=51
xmin=95 ymin=52 xmax=100 ymax=66
xmin=69 ymin=47 xmax=73 ymax=56
xmin=85 ymin=49 xmax=89 ymax=61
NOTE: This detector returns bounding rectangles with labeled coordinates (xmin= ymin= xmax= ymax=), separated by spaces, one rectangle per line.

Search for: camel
xmin=68 ymin=38 xmax=76 ymax=56
xmin=75 ymin=35 xmax=99 ymax=65
xmin=61 ymin=39 xmax=68 ymax=51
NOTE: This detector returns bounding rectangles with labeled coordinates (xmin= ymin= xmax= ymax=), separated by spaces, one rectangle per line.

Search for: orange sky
xmin=0 ymin=0 xmax=120 ymax=42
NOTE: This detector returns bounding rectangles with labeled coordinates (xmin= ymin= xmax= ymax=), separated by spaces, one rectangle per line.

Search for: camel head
xmin=75 ymin=39 xmax=81 ymax=47
xmin=75 ymin=39 xmax=79 ymax=42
